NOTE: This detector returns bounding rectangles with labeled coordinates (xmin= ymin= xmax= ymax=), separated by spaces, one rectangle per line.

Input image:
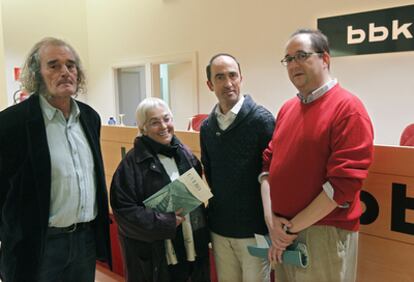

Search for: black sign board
xmin=317 ymin=5 xmax=414 ymax=57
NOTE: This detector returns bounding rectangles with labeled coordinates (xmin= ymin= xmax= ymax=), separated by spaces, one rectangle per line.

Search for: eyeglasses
xmin=280 ymin=51 xmax=324 ymax=66
xmin=147 ymin=115 xmax=173 ymax=128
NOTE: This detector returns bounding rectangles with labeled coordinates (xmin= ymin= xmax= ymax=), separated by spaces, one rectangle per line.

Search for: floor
xmin=95 ymin=264 xmax=124 ymax=282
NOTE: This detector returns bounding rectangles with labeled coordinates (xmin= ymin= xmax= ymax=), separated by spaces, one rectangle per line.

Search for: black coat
xmin=0 ymin=94 xmax=111 ymax=281
xmin=110 ymin=136 xmax=210 ymax=282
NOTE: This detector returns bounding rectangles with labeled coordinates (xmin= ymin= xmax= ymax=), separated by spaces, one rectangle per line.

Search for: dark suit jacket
xmin=0 ymin=94 xmax=111 ymax=281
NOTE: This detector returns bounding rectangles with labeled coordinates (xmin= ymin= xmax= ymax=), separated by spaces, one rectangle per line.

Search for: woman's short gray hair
xmin=135 ymin=97 xmax=173 ymax=133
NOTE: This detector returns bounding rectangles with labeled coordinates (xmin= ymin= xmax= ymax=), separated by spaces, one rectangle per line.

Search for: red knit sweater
xmin=263 ymin=84 xmax=374 ymax=231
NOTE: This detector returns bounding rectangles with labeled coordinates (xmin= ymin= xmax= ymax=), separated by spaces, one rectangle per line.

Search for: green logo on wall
xmin=317 ymin=5 xmax=414 ymax=57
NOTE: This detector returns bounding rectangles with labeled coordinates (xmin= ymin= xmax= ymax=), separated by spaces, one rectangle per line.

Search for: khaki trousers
xmin=275 ymin=225 xmax=358 ymax=282
xmin=211 ymin=231 xmax=270 ymax=282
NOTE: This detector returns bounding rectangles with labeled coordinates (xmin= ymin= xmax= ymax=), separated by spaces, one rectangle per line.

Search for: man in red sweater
xmin=260 ymin=29 xmax=374 ymax=281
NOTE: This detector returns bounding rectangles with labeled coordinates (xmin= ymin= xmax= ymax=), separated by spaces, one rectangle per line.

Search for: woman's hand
xmin=175 ymin=208 xmax=185 ymax=226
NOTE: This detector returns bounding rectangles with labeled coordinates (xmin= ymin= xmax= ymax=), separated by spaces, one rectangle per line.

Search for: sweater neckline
xmin=209 ymin=95 xmax=257 ymax=133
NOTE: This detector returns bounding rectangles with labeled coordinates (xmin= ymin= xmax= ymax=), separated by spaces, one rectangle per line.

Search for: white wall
xmin=1 ymin=0 xmax=89 ymax=105
xmin=84 ymin=0 xmax=414 ymax=145
xmin=1 ymin=1 xmax=412 ymax=145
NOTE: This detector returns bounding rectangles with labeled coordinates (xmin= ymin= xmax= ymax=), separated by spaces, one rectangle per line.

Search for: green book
xmin=143 ymin=168 xmax=213 ymax=216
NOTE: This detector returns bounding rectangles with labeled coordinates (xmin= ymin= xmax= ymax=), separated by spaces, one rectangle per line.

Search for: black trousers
xmin=37 ymin=224 xmax=96 ymax=282
xmin=119 ymin=235 xmax=210 ymax=282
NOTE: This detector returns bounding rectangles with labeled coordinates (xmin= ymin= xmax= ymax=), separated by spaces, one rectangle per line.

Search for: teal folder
xmin=247 ymin=236 xmax=309 ymax=268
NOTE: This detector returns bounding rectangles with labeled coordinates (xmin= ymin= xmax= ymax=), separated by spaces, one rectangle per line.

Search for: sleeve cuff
xmin=322 ymin=181 xmax=349 ymax=208
xmin=258 ymin=172 xmax=269 ymax=184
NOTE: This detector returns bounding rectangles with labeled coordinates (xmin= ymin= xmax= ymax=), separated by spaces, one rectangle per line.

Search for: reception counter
xmin=101 ymin=125 xmax=414 ymax=281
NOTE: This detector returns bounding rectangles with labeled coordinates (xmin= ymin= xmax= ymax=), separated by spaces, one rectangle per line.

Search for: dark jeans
xmin=38 ymin=225 xmax=96 ymax=282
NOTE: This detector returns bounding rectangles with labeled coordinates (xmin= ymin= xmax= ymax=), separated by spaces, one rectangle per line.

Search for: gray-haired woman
xmin=110 ymin=97 xmax=210 ymax=282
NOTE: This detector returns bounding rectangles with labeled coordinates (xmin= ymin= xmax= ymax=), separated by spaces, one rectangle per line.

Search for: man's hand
xmin=260 ymin=177 xmax=297 ymax=264
xmin=267 ymin=213 xmax=297 ymax=264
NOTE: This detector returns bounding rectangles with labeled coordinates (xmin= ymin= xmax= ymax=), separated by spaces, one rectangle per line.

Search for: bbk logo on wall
xmin=317 ymin=5 xmax=414 ymax=57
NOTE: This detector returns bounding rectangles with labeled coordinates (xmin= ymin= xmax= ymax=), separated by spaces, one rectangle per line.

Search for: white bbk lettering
xmin=347 ymin=20 xmax=413 ymax=44
xmin=392 ymin=20 xmax=413 ymax=40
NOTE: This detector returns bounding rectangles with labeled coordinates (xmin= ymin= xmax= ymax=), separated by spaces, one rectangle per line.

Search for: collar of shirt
xmin=39 ymin=94 xmax=80 ymax=123
xmin=297 ymin=78 xmax=338 ymax=104
xmin=215 ymin=95 xmax=245 ymax=130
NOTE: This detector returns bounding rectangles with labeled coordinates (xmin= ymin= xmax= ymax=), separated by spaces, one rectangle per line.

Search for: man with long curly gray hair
xmin=19 ymin=37 xmax=86 ymax=96
xmin=0 ymin=37 xmax=111 ymax=282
